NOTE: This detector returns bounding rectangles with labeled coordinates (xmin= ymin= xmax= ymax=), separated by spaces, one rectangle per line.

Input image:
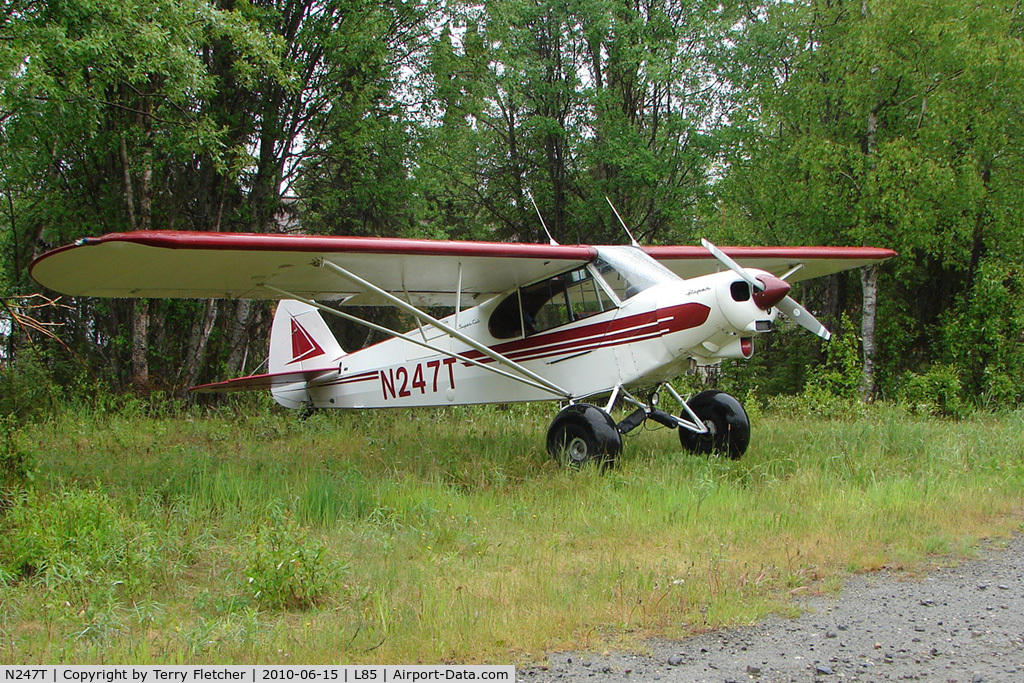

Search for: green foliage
xmin=0 ymin=0 xmax=283 ymax=390
xmin=0 ymin=414 xmax=34 ymax=489
xmin=749 ymin=319 xmax=867 ymax=420
xmin=897 ymin=365 xmax=965 ymax=418
xmin=0 ymin=347 xmax=60 ymax=419
xmin=713 ymin=0 xmax=1024 ymax=407
xmin=414 ymin=0 xmax=726 ymax=245
xmin=292 ymin=0 xmax=422 ymax=238
xmin=716 ymin=321 xmax=824 ymax=398
xmin=0 ymin=486 xmax=162 ymax=598
xmin=805 ymin=317 xmax=863 ymax=402
xmin=242 ymin=507 xmax=347 ymax=610
xmin=941 ymin=260 xmax=1024 ymax=405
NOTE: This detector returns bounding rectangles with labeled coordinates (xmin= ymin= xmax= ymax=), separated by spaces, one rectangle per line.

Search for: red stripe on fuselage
xmin=461 ymin=303 xmax=710 ymax=365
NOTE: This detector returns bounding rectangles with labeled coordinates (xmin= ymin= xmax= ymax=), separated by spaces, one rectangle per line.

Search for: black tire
xmin=546 ymin=403 xmax=622 ymax=468
xmin=678 ymin=390 xmax=750 ymax=459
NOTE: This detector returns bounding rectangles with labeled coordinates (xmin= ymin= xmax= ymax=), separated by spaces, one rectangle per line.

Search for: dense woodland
xmin=2 ymin=0 xmax=1023 ymax=413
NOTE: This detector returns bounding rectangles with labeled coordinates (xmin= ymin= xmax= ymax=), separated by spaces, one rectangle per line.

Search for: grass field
xmin=2 ymin=396 xmax=1023 ymax=664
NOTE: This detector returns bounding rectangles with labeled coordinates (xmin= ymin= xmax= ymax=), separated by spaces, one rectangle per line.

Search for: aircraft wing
xmin=29 ymin=231 xmax=596 ymax=307
xmin=645 ymin=245 xmax=896 ymax=282
xmin=30 ymin=231 xmax=895 ymax=306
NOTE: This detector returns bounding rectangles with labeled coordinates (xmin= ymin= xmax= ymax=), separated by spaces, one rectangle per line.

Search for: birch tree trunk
xmin=125 ymin=96 xmax=155 ymax=392
xmin=859 ymin=264 xmax=879 ymax=400
xmin=225 ymin=298 xmax=254 ymax=375
xmin=860 ymin=106 xmax=881 ymax=402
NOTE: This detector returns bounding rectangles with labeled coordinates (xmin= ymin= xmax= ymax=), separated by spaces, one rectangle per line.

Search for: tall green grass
xmin=1 ymin=400 xmax=1022 ymax=663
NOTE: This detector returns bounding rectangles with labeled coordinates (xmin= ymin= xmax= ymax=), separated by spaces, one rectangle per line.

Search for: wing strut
xmin=454 ymin=261 xmax=464 ymax=328
xmin=264 ymin=285 xmax=571 ymax=400
xmin=314 ymin=258 xmax=571 ymax=398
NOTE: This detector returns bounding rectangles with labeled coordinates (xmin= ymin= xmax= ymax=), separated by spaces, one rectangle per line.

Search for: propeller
xmin=701 ymin=238 xmax=832 ymax=341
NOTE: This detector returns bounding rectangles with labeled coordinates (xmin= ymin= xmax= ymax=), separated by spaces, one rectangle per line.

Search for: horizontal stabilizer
xmin=190 ymin=367 xmax=336 ymax=394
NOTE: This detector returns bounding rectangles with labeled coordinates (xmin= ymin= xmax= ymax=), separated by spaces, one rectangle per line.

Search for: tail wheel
xmin=546 ymin=403 xmax=622 ymax=468
xmin=679 ymin=390 xmax=750 ymax=459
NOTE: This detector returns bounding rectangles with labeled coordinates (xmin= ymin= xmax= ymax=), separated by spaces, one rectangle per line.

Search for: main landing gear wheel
xmin=679 ymin=390 xmax=750 ymax=459
xmin=546 ymin=403 xmax=622 ymax=469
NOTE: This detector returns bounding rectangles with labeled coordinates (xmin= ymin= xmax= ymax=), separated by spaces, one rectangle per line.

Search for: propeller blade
xmin=776 ymin=295 xmax=832 ymax=340
xmin=701 ymin=238 xmax=760 ymax=289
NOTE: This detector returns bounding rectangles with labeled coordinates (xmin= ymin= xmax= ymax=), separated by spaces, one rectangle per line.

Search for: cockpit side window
xmin=488 ymin=266 xmax=616 ymax=339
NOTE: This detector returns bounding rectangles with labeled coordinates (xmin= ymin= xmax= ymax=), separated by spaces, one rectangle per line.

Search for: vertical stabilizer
xmin=269 ymin=300 xmax=345 ymax=408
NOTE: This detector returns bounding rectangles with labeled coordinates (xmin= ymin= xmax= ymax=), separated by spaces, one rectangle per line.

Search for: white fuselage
xmin=274 ymin=247 xmax=779 ymax=410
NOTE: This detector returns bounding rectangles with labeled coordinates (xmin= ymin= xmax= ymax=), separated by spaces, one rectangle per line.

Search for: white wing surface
xmin=30 ymin=231 xmax=596 ymax=306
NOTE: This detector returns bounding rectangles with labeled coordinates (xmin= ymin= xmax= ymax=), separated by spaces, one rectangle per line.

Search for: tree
xmin=713 ymin=0 xmax=1024 ymax=401
xmin=294 ymin=0 xmax=433 ymax=237
xmin=415 ymin=0 xmax=730 ymax=245
xmin=0 ymin=0 xmax=279 ymax=390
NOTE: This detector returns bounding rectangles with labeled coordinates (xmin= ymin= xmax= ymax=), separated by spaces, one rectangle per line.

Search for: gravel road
xmin=520 ymin=535 xmax=1024 ymax=683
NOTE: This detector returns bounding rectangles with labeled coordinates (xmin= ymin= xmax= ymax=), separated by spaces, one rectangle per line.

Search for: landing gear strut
xmin=546 ymin=386 xmax=750 ymax=466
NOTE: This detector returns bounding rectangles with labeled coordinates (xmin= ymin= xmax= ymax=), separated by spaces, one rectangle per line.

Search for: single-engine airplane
xmin=30 ymin=230 xmax=894 ymax=465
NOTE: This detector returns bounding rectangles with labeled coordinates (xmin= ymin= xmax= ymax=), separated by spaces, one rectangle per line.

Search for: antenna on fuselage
xmin=606 ymin=196 xmax=640 ymax=247
xmin=528 ymin=192 xmax=559 ymax=246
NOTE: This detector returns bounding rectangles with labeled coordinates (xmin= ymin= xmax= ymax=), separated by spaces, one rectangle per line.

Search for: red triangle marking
xmin=289 ymin=317 xmax=325 ymax=364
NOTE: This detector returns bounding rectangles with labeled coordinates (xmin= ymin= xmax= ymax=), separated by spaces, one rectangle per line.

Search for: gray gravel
xmin=520 ymin=535 xmax=1024 ymax=683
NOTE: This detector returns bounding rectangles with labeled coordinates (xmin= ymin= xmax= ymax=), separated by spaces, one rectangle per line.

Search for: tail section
xmin=189 ymin=300 xmax=344 ymax=403
xmin=269 ymin=300 xmax=346 ymax=408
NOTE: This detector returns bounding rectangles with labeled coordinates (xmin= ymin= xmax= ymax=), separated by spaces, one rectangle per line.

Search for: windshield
xmin=594 ymin=246 xmax=681 ymax=301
